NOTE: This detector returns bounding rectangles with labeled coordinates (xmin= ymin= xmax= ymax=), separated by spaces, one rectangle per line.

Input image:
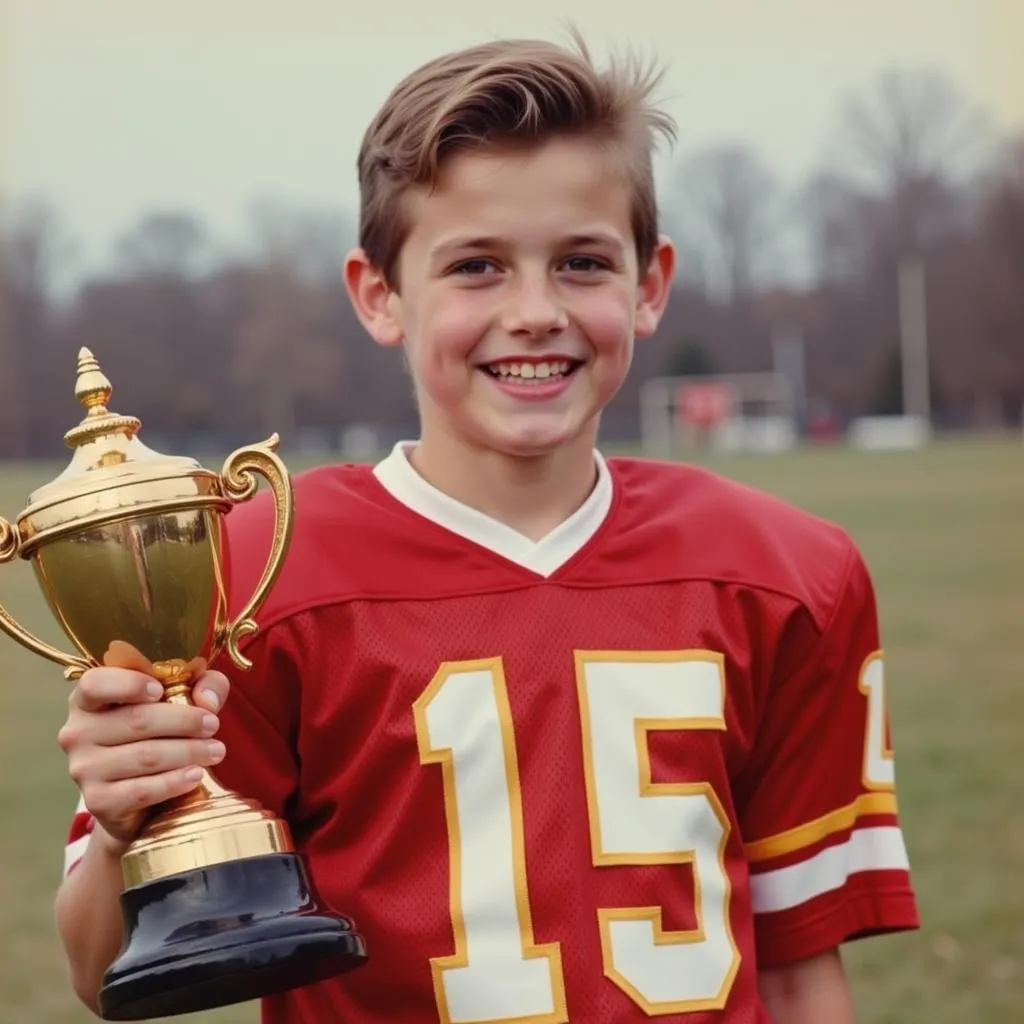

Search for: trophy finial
xmin=64 ymin=347 xmax=142 ymax=449
xmin=75 ymin=347 xmax=114 ymax=413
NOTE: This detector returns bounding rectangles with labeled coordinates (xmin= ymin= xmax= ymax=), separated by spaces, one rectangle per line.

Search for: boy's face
xmin=347 ymin=136 xmax=675 ymax=460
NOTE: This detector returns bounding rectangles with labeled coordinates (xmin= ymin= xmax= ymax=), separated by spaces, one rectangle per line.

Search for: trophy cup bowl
xmin=0 ymin=350 xmax=367 ymax=1020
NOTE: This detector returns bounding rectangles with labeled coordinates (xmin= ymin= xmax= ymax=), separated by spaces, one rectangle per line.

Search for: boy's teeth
xmin=488 ymin=360 xmax=573 ymax=380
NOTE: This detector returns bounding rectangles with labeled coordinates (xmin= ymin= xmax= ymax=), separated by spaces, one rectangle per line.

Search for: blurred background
xmin=1 ymin=0 xmax=1022 ymax=453
xmin=0 ymin=2 xmax=1021 ymax=1022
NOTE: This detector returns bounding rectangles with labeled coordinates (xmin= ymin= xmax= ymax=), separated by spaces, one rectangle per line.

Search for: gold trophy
xmin=0 ymin=349 xmax=367 ymax=1020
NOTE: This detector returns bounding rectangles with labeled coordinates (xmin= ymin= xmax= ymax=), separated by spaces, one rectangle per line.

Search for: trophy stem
xmin=110 ymin=655 xmax=293 ymax=887
xmin=104 ymin=665 xmax=369 ymax=1020
xmin=121 ymin=770 xmax=294 ymax=889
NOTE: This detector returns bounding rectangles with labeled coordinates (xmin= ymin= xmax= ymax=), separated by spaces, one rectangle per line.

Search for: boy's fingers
xmin=72 ymin=667 xmax=229 ymax=715
xmin=84 ymin=767 xmax=207 ymax=823
xmin=192 ymin=671 xmax=230 ymax=713
xmin=95 ymin=737 xmax=226 ymax=782
xmin=72 ymin=667 xmax=163 ymax=712
xmin=104 ymin=702 xmax=220 ymax=745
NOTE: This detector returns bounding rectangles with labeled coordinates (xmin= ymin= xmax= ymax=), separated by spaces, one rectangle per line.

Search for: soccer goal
xmin=638 ymin=373 xmax=798 ymax=457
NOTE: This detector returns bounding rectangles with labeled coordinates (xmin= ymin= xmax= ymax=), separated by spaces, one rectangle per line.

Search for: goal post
xmin=639 ymin=373 xmax=798 ymax=457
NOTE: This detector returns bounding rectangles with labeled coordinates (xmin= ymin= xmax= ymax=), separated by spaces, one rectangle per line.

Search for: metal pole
xmin=898 ymin=255 xmax=931 ymax=423
xmin=772 ymin=326 xmax=807 ymax=430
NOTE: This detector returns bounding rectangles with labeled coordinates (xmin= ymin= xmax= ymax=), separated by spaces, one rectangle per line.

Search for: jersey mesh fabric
xmin=234 ymin=580 xmax=819 ymax=1024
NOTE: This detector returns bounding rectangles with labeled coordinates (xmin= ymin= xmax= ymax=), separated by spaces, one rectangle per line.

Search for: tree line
xmin=1 ymin=66 xmax=1022 ymax=460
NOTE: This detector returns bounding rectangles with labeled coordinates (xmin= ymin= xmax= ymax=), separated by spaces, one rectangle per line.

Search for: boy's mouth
xmin=481 ymin=359 xmax=582 ymax=382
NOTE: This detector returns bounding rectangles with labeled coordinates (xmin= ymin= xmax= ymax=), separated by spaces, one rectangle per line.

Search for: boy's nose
xmin=500 ymin=277 xmax=569 ymax=339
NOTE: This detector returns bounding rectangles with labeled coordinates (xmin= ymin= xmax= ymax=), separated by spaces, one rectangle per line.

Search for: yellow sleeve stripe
xmin=744 ymin=792 xmax=898 ymax=864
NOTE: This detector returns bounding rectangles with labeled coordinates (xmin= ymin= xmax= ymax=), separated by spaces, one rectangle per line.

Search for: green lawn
xmin=1 ymin=437 xmax=1021 ymax=1022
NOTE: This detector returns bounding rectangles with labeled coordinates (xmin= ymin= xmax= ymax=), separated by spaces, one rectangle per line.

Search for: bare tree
xmin=0 ymin=267 xmax=25 ymax=455
xmin=970 ymin=130 xmax=1024 ymax=423
xmin=798 ymin=172 xmax=880 ymax=285
xmin=114 ymin=211 xmax=210 ymax=278
xmin=228 ymin=260 xmax=344 ymax=439
xmin=0 ymin=199 xmax=78 ymax=454
xmin=0 ymin=197 xmax=77 ymax=300
xmin=673 ymin=145 xmax=780 ymax=302
xmin=246 ymin=199 xmax=353 ymax=286
xmin=828 ymin=67 xmax=989 ymax=250
xmin=837 ymin=68 xmax=986 ymax=188
xmin=985 ymin=132 xmax=1024 ymax=264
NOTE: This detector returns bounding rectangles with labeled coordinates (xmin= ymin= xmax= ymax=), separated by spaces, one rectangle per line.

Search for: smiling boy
xmin=54 ymin=35 xmax=918 ymax=1023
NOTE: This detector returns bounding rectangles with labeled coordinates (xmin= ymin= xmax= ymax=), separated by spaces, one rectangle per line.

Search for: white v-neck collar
xmin=372 ymin=441 xmax=613 ymax=577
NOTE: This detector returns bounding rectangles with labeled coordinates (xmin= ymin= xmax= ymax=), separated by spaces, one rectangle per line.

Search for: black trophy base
xmin=98 ymin=852 xmax=367 ymax=1021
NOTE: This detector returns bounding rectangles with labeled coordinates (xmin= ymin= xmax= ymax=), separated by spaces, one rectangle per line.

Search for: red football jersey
xmin=65 ymin=456 xmax=919 ymax=1022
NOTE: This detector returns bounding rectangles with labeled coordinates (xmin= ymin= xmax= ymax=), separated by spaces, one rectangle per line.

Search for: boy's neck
xmin=406 ymin=430 xmax=600 ymax=543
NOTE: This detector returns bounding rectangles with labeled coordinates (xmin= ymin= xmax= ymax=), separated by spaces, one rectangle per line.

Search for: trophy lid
xmin=18 ymin=349 xmax=221 ymax=544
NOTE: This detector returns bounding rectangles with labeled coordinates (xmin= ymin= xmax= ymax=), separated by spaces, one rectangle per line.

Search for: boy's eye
xmin=452 ymin=259 xmax=499 ymax=276
xmin=562 ymin=256 xmax=607 ymax=272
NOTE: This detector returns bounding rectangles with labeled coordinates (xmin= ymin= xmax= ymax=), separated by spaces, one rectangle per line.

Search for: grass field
xmin=1 ymin=437 xmax=1021 ymax=1023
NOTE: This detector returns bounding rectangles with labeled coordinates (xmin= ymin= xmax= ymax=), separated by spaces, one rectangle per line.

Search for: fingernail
xmin=207 ymin=741 xmax=226 ymax=760
xmin=202 ymin=714 xmax=219 ymax=735
xmin=203 ymin=691 xmax=220 ymax=712
xmin=146 ymin=681 xmax=164 ymax=700
xmin=184 ymin=766 xmax=204 ymax=783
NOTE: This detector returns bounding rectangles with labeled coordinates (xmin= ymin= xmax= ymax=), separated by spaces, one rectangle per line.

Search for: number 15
xmin=412 ymin=651 xmax=741 ymax=1023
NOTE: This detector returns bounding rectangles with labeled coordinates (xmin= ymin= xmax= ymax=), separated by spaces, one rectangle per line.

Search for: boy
xmin=54 ymin=35 xmax=919 ymax=1023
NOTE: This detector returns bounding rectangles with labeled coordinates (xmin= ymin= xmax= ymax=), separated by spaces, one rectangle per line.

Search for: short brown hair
xmin=356 ymin=33 xmax=676 ymax=288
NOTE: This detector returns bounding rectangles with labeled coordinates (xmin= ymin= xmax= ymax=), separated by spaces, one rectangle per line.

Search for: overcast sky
xmin=2 ymin=0 xmax=1021 ymax=278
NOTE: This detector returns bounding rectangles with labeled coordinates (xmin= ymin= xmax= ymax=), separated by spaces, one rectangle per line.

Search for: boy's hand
xmin=58 ymin=664 xmax=231 ymax=849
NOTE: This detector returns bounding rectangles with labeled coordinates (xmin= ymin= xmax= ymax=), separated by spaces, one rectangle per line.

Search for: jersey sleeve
xmin=734 ymin=538 xmax=920 ymax=968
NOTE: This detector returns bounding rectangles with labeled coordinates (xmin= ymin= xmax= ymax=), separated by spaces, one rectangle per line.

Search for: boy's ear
xmin=634 ymin=235 xmax=676 ymax=340
xmin=343 ymin=249 xmax=404 ymax=347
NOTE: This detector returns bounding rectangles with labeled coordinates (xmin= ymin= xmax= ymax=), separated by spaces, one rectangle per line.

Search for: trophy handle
xmin=0 ymin=518 xmax=93 ymax=681
xmin=219 ymin=434 xmax=295 ymax=671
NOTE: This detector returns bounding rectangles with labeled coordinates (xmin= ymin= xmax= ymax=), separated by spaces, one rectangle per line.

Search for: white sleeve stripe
xmin=63 ymin=833 xmax=92 ymax=877
xmin=62 ymin=793 xmax=92 ymax=876
xmin=750 ymin=826 xmax=910 ymax=915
